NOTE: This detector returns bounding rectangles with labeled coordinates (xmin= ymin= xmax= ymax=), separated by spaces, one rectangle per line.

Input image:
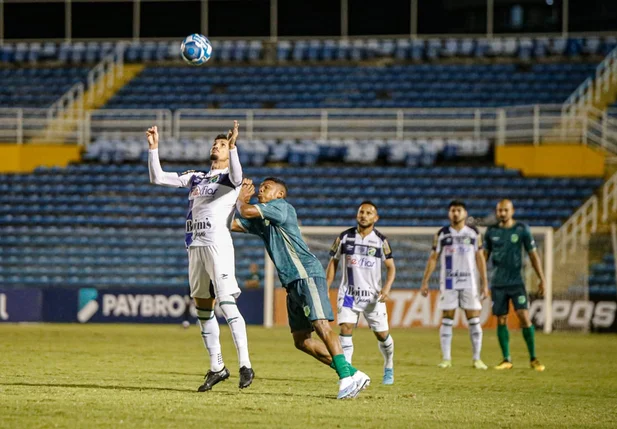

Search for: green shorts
xmin=491 ymin=285 xmax=529 ymax=316
xmin=285 ymin=277 xmax=334 ymax=332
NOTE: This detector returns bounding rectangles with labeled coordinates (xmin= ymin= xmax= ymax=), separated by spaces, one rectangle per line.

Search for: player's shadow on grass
xmin=160 ymin=372 xmax=325 ymax=386
xmin=1 ymin=382 xmax=193 ymax=393
xmin=256 ymin=376 xmax=327 ymax=385
xmin=1 ymin=382 xmax=330 ymax=398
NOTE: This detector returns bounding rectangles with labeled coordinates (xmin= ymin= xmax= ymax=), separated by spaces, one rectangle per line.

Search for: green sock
xmin=522 ymin=326 xmax=536 ymax=361
xmin=497 ymin=324 xmax=511 ymax=361
xmin=331 ymin=354 xmax=351 ymax=379
xmin=329 ymin=361 xmax=357 ymax=376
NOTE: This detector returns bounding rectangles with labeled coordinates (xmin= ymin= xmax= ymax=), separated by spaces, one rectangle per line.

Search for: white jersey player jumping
xmin=421 ymin=200 xmax=489 ymax=370
xmin=147 ymin=121 xmax=254 ymax=391
xmin=326 ymin=201 xmax=396 ymax=385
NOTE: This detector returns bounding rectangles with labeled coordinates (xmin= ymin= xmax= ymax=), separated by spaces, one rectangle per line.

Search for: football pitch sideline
xmin=1 ymin=324 xmax=616 ymax=429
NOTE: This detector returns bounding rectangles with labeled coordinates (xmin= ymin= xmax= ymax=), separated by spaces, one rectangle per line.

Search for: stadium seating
xmin=103 ymin=63 xmax=597 ymax=110
xmin=1 ymin=36 xmax=615 ymax=65
xmin=0 ymin=163 xmax=602 ymax=289
xmin=0 ymin=67 xmax=90 ymax=108
xmin=588 ymin=254 xmax=617 ymax=295
xmin=83 ymin=137 xmax=490 ymax=166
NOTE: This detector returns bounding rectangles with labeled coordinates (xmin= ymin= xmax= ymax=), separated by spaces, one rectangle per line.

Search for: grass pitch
xmin=1 ymin=324 xmax=616 ymax=428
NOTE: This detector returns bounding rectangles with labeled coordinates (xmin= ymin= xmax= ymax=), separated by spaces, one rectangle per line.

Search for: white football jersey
xmin=330 ymin=228 xmax=393 ymax=311
xmin=148 ymin=148 xmax=242 ymax=247
xmin=433 ymin=225 xmax=482 ymax=291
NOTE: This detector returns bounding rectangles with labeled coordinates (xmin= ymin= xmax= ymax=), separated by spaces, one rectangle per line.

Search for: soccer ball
xmin=180 ymin=34 xmax=212 ymax=66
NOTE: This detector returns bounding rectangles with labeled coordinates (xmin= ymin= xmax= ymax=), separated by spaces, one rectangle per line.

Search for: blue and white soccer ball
xmin=181 ymin=34 xmax=212 ymax=66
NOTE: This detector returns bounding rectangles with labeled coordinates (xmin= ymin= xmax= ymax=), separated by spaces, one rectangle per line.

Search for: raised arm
xmin=236 ymin=179 xmax=261 ymax=218
xmin=147 ymin=126 xmax=192 ymax=188
xmin=227 ymin=120 xmax=243 ymax=187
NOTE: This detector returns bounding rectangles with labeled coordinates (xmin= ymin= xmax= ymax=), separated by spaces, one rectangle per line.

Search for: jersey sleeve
xmin=522 ymin=224 xmax=537 ymax=253
xmin=432 ymin=230 xmax=442 ymax=254
xmin=235 ymin=216 xmax=263 ymax=236
xmin=228 ymin=147 xmax=243 ymax=187
xmin=329 ymin=235 xmax=343 ymax=260
xmin=255 ymin=198 xmax=288 ymax=225
xmin=148 ymin=149 xmax=193 ymax=188
xmin=382 ymin=238 xmax=393 ymax=261
xmin=475 ymin=232 xmax=483 ymax=251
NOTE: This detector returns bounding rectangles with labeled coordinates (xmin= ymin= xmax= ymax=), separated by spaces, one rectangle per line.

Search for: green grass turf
xmin=1 ymin=324 xmax=616 ymax=428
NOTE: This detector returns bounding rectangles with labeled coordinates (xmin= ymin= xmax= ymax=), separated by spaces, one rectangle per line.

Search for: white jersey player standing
xmin=147 ymin=121 xmax=254 ymax=391
xmin=421 ymin=200 xmax=489 ymax=370
xmin=326 ymin=201 xmax=396 ymax=385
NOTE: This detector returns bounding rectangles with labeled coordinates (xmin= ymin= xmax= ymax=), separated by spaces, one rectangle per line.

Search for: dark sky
xmin=2 ymin=0 xmax=616 ymax=40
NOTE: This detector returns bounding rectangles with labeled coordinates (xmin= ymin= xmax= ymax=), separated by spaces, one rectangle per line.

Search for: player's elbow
xmin=149 ymin=174 xmax=163 ymax=185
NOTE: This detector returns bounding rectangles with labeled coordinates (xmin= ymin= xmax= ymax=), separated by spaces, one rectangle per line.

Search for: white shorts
xmin=188 ymin=245 xmax=240 ymax=300
xmin=438 ymin=289 xmax=482 ymax=311
xmin=337 ymin=301 xmax=389 ymax=332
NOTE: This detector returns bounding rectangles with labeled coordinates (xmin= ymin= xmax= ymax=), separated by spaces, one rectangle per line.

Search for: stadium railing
xmin=602 ymin=171 xmax=617 ymax=222
xmin=554 ymin=195 xmax=598 ymax=264
xmin=86 ymin=44 xmax=126 ymax=106
xmin=3 ymin=104 xmax=617 ymax=151
xmin=563 ymin=46 xmax=617 ymax=117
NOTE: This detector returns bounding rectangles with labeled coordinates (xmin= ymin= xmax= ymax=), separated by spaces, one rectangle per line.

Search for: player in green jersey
xmin=484 ymin=199 xmax=546 ymax=372
xmin=232 ymin=177 xmax=370 ymax=399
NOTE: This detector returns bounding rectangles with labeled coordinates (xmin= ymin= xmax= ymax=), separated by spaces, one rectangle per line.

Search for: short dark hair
xmin=262 ymin=177 xmax=288 ymax=196
xmin=214 ymin=134 xmax=228 ymax=141
xmin=359 ymin=200 xmax=378 ymax=212
xmin=449 ymin=199 xmax=467 ymax=210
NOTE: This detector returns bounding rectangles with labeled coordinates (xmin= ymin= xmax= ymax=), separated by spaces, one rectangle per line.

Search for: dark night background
xmin=1 ymin=0 xmax=616 ymax=40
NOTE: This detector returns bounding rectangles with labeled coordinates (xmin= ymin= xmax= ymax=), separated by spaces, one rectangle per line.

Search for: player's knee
xmin=442 ymin=310 xmax=455 ymax=320
xmin=466 ymin=310 xmax=481 ymax=319
xmin=374 ymin=330 xmax=389 ymax=342
xmin=195 ymin=306 xmax=214 ymax=321
xmin=339 ymin=323 xmax=353 ymax=336
xmin=313 ymin=319 xmax=332 ymax=337
xmin=194 ymin=297 xmax=214 ymax=309
xmin=292 ymin=333 xmax=310 ymax=351
xmin=217 ymin=295 xmax=241 ymax=321
xmin=517 ymin=310 xmax=532 ymax=327
xmin=497 ymin=315 xmax=508 ymax=325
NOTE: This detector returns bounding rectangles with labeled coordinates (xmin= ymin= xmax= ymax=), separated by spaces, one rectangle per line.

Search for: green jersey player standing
xmin=232 ymin=177 xmax=370 ymax=399
xmin=484 ymin=199 xmax=546 ymax=372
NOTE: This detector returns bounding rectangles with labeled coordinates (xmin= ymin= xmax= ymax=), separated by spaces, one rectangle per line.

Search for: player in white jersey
xmin=146 ymin=122 xmax=254 ymax=391
xmin=421 ymin=200 xmax=489 ymax=370
xmin=326 ymin=201 xmax=396 ymax=385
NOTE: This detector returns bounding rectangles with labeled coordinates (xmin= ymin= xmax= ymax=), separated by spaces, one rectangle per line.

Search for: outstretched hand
xmin=146 ymin=126 xmax=159 ymax=149
xmin=227 ymin=120 xmax=239 ymax=149
xmin=239 ymin=178 xmax=255 ymax=203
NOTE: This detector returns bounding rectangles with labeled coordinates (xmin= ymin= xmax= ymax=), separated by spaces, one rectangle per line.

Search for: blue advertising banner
xmin=75 ymin=287 xmax=264 ymax=325
xmin=0 ymin=289 xmax=43 ymax=322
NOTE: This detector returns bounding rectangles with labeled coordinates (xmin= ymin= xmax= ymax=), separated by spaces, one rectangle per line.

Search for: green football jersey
xmin=236 ymin=198 xmax=325 ymax=286
xmin=484 ymin=222 xmax=536 ymax=288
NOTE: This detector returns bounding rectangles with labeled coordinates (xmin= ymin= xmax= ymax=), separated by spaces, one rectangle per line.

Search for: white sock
xmin=219 ymin=297 xmax=251 ymax=369
xmin=440 ymin=318 xmax=454 ymax=361
xmin=339 ymin=335 xmax=354 ymax=364
xmin=198 ymin=317 xmax=224 ymax=372
xmin=378 ymin=334 xmax=394 ymax=369
xmin=468 ymin=317 xmax=483 ymax=361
